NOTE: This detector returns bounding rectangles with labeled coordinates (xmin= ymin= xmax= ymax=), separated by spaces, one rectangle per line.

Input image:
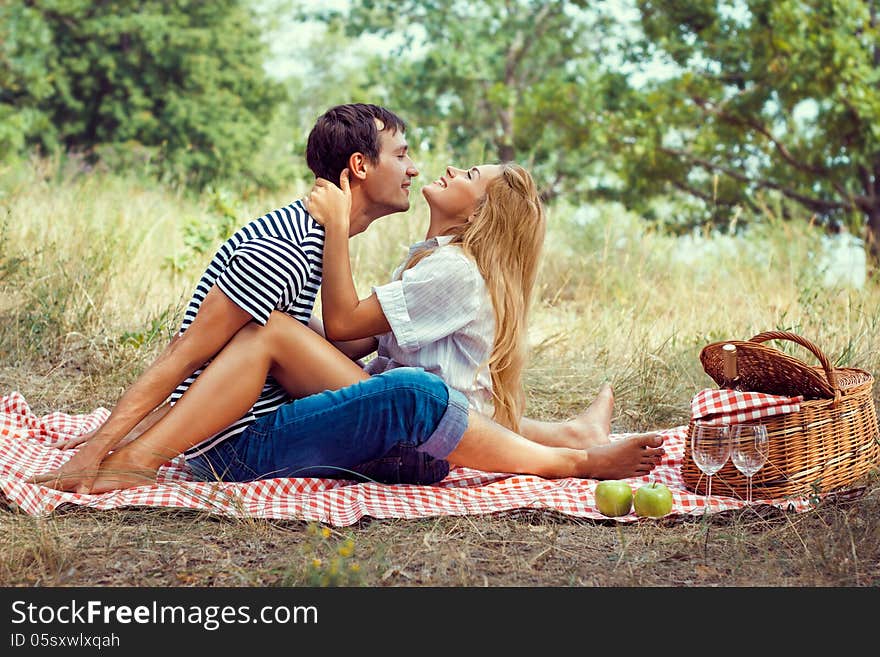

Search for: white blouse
xmin=364 ymin=235 xmax=496 ymax=415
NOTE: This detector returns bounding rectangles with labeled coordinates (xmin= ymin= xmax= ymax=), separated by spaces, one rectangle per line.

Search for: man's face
xmin=361 ymin=127 xmax=419 ymax=217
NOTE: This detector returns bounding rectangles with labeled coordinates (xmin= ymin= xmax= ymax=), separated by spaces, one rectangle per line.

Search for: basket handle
xmin=748 ymin=330 xmax=840 ymax=395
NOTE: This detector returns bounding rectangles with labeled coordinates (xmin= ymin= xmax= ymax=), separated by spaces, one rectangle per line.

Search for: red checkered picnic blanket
xmin=0 ymin=391 xmax=812 ymax=526
xmin=691 ymin=388 xmax=803 ymax=425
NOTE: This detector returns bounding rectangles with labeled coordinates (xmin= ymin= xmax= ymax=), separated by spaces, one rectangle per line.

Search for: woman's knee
xmin=380 ymin=367 xmax=447 ymax=396
xmin=263 ymin=311 xmax=292 ymax=335
xmin=377 ymin=368 xmax=450 ymax=422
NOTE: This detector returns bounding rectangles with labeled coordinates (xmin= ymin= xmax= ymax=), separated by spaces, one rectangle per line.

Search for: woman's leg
xmin=449 ymin=410 xmax=665 ymax=480
xmin=90 ymin=367 xmax=455 ymax=490
xmin=171 ymin=367 xmax=664 ymax=483
xmin=89 ymin=312 xmax=368 ymax=489
xmin=519 ymin=382 xmax=614 ymax=449
xmin=87 ymin=329 xmax=664 ymax=490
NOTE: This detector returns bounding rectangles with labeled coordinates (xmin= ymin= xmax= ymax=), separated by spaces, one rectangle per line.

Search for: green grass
xmin=1 ymin=155 xmax=878 ymax=586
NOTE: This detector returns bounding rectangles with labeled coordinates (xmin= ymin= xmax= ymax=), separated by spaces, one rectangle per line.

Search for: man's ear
xmin=348 ymin=153 xmax=368 ymax=181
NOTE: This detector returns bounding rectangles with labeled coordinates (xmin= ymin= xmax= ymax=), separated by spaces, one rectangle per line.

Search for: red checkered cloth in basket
xmin=691 ymin=388 xmax=803 ymax=425
xmin=0 ymin=391 xmax=813 ymax=526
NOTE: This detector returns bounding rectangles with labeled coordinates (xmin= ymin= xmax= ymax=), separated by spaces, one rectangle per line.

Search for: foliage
xmin=4 ymin=0 xmax=879 ymax=265
xmin=0 ymin=0 xmax=286 ymax=187
xmin=162 ymin=187 xmax=244 ymax=275
xmin=615 ymin=0 xmax=880 ymax=257
xmin=313 ymin=0 xmax=625 ymax=200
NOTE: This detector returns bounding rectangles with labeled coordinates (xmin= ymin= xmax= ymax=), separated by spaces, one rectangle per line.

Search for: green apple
xmin=633 ymin=482 xmax=674 ymax=518
xmin=594 ymin=480 xmax=633 ymax=517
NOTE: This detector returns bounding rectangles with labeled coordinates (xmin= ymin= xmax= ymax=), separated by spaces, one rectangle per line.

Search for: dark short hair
xmin=306 ymin=104 xmax=407 ymax=182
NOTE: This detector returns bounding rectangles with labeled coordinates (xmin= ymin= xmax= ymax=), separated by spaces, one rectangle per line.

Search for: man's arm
xmin=59 ymin=401 xmax=172 ymax=451
xmin=118 ymin=401 xmax=172 ymax=446
xmin=88 ymin=286 xmax=254 ymax=449
xmin=30 ymin=286 xmax=253 ymax=492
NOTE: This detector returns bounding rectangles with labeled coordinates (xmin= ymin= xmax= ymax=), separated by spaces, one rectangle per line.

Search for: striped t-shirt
xmin=171 ymin=199 xmax=325 ymax=459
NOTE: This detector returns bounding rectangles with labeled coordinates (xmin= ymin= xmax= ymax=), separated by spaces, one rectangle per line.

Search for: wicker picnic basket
xmin=681 ymin=331 xmax=880 ymax=499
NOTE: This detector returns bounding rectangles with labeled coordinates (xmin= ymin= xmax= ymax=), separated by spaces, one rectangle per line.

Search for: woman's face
xmin=422 ymin=164 xmax=504 ymax=221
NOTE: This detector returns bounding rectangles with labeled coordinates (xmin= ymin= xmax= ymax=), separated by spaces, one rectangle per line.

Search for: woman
xmin=318 ymin=163 xmax=542 ymax=433
xmin=38 ymin=162 xmax=663 ymax=492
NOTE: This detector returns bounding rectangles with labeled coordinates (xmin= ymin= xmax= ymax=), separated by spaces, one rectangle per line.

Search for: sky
xmin=263 ymin=0 xmax=406 ymax=80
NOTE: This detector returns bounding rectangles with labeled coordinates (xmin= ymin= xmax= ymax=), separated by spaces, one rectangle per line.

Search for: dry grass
xmin=1 ymin=158 xmax=879 ymax=587
xmin=2 ymin=490 xmax=878 ymax=586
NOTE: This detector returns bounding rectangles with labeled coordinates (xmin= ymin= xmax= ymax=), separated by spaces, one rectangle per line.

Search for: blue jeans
xmin=186 ymin=367 xmax=469 ymax=485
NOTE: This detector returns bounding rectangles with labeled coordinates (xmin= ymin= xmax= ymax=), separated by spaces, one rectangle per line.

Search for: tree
xmin=315 ymin=0 xmax=622 ymax=200
xmin=616 ymin=0 xmax=880 ymax=260
xmin=0 ymin=4 xmax=58 ymax=157
xmin=1 ymin=0 xmax=286 ymax=187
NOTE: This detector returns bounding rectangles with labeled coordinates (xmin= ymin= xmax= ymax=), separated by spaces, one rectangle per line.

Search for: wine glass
xmin=730 ymin=423 xmax=769 ymax=504
xmin=691 ymin=421 xmax=731 ymax=500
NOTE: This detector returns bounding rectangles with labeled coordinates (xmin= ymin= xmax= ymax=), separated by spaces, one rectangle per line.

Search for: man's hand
xmin=28 ymin=439 xmax=112 ymax=493
xmin=57 ymin=427 xmax=99 ymax=450
xmin=307 ymin=169 xmax=352 ymax=232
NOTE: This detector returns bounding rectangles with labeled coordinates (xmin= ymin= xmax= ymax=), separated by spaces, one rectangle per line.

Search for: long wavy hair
xmin=405 ymin=163 xmax=546 ymax=432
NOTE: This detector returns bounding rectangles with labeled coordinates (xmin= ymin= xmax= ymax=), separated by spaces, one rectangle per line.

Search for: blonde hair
xmin=404 ymin=163 xmax=546 ymax=432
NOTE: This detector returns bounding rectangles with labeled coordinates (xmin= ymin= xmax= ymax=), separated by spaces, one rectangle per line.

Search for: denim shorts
xmin=186 ymin=367 xmax=469 ymax=485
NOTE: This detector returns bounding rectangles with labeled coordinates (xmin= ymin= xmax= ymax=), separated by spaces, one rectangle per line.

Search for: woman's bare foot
xmin=562 ymin=382 xmax=614 ymax=448
xmin=576 ymin=433 xmax=665 ymax=479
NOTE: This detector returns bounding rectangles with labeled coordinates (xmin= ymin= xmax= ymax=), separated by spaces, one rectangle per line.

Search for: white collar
xmin=408 ymin=234 xmax=456 ymax=254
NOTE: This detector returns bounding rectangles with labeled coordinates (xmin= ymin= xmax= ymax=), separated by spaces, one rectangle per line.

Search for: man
xmin=32 ymin=103 xmax=419 ymax=493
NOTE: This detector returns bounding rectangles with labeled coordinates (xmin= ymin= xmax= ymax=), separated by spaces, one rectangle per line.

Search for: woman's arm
xmin=308 ymin=315 xmax=378 ymax=361
xmin=307 ymin=170 xmax=391 ymax=341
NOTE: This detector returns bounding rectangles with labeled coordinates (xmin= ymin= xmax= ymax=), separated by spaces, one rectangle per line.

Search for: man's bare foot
xmin=87 ymin=451 xmax=159 ymax=494
xmin=576 ymin=433 xmax=665 ymax=480
xmin=562 ymin=382 xmax=614 ymax=448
